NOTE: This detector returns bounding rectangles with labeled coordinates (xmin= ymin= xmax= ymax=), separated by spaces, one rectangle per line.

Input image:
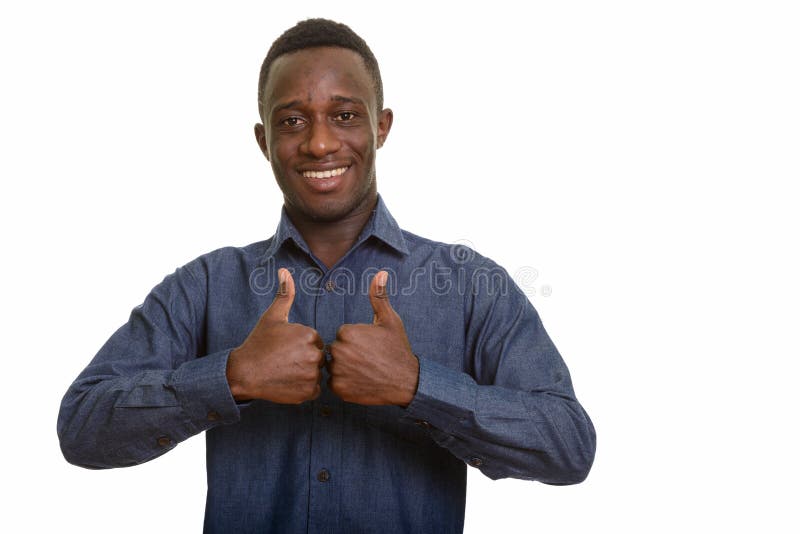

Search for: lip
xmin=296 ymin=161 xmax=352 ymax=173
xmin=300 ymin=166 xmax=349 ymax=179
xmin=300 ymin=165 xmax=351 ymax=193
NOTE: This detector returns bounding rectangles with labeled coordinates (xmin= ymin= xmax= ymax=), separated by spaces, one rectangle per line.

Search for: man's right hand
xmin=226 ymin=268 xmax=325 ymax=403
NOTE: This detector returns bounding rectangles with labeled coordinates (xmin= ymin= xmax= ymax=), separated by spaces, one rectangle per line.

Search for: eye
xmin=335 ymin=111 xmax=356 ymax=121
xmin=280 ymin=116 xmax=305 ymax=127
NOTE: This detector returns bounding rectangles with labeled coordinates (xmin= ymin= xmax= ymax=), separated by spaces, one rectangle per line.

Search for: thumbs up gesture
xmin=328 ymin=271 xmax=420 ymax=406
xmin=226 ymin=268 xmax=325 ymax=403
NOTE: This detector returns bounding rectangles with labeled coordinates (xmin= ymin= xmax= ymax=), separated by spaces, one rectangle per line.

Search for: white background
xmin=1 ymin=1 xmax=798 ymax=532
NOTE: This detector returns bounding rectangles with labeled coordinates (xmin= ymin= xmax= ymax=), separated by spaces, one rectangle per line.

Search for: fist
xmin=226 ymin=268 xmax=325 ymax=403
xmin=328 ymin=271 xmax=420 ymax=406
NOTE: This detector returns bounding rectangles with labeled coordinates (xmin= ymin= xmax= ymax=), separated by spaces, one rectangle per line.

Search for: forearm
xmin=58 ymin=349 xmax=240 ymax=469
xmin=405 ymin=356 xmax=596 ymax=484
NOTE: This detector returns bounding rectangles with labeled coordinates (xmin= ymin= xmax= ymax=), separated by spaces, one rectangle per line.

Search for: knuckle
xmin=328 ymin=377 xmax=342 ymax=397
xmin=301 ymin=328 xmax=317 ymax=342
xmin=302 ymin=368 xmax=317 ymax=382
xmin=284 ymin=323 xmax=302 ymax=336
xmin=300 ymin=358 xmax=319 ymax=376
xmin=336 ymin=324 xmax=351 ymax=341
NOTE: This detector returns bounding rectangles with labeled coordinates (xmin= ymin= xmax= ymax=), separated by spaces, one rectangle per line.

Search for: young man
xmin=58 ymin=18 xmax=595 ymax=533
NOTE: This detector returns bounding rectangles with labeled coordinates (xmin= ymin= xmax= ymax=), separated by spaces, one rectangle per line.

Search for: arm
xmin=57 ymin=263 xmax=241 ymax=469
xmin=404 ymin=263 xmax=596 ymax=484
xmin=328 ymin=268 xmax=595 ymax=484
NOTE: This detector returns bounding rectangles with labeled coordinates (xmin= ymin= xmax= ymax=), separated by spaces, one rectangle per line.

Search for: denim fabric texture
xmin=58 ymin=195 xmax=596 ymax=533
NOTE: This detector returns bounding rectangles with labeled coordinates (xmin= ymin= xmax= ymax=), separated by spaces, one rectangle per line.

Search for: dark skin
xmin=255 ymin=47 xmax=391 ymax=268
xmin=329 ymin=270 xmax=418 ymax=405
xmin=226 ymin=47 xmax=419 ymax=406
xmin=226 ymin=268 xmax=325 ymax=403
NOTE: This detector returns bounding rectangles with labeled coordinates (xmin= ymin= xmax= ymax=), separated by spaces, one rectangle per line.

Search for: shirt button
xmin=324 ymin=280 xmax=336 ymax=292
xmin=415 ymin=419 xmax=431 ymax=428
xmin=469 ymin=457 xmax=483 ymax=467
xmin=320 ymin=405 xmax=332 ymax=417
xmin=317 ymin=469 xmax=331 ymax=482
xmin=156 ymin=436 xmax=172 ymax=447
xmin=207 ymin=411 xmax=220 ymax=422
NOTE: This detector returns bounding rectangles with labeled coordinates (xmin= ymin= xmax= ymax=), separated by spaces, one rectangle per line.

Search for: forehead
xmin=263 ymin=47 xmax=376 ymax=113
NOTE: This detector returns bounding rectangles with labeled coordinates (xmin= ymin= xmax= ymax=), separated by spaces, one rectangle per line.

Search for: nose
xmin=301 ymin=119 xmax=342 ymax=158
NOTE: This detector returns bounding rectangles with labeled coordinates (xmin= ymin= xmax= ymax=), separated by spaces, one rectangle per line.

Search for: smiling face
xmin=255 ymin=47 xmax=393 ymax=224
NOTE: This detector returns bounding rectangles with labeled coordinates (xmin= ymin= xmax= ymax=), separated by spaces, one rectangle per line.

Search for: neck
xmin=287 ymin=195 xmax=378 ymax=270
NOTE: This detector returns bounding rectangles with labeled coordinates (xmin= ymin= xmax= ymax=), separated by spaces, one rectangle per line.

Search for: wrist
xmin=226 ymin=348 xmax=250 ymax=401
xmin=396 ymin=353 xmax=420 ymax=407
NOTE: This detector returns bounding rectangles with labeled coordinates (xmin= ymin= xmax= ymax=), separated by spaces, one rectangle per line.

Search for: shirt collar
xmin=260 ymin=194 xmax=409 ymax=264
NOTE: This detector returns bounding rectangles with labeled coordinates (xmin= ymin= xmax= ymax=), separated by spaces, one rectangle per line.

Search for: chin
xmin=304 ymin=197 xmax=362 ymax=222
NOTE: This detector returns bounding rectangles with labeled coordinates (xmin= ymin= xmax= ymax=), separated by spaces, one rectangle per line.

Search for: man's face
xmin=256 ymin=47 xmax=393 ymax=223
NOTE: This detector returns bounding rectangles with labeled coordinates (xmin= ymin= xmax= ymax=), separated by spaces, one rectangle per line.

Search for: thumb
xmin=264 ymin=267 xmax=295 ymax=322
xmin=369 ymin=270 xmax=395 ymax=325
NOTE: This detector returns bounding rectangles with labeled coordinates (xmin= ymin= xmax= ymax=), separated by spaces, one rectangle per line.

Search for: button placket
xmin=307 ymin=271 xmax=345 ymax=530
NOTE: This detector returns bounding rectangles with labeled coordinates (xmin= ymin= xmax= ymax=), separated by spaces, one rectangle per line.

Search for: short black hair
xmin=257 ymin=18 xmax=384 ymax=119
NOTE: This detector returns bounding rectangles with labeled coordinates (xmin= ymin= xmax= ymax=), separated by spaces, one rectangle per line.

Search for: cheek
xmin=270 ymin=140 xmax=295 ymax=168
xmin=348 ymin=131 xmax=377 ymax=160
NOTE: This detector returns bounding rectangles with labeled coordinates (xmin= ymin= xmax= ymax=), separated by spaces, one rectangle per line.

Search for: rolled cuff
xmin=170 ymin=349 xmax=242 ymax=433
xmin=404 ymin=355 xmax=476 ymax=434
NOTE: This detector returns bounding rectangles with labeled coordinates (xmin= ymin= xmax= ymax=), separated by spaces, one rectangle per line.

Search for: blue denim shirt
xmin=58 ymin=195 xmax=595 ymax=534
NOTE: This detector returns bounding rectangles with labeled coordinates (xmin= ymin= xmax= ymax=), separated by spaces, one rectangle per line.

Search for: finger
xmin=369 ymin=270 xmax=395 ymax=325
xmin=328 ymin=341 xmax=343 ymax=367
xmin=316 ymin=344 xmax=327 ymax=368
xmin=335 ymin=325 xmax=350 ymax=341
xmin=312 ymin=330 xmax=325 ymax=351
xmin=264 ymin=268 xmax=295 ymax=322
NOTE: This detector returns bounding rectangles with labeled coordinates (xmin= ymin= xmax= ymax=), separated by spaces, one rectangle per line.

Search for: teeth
xmin=302 ymin=167 xmax=348 ymax=179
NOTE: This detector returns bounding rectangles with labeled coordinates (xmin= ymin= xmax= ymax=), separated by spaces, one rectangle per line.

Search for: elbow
xmin=546 ymin=453 xmax=594 ymax=485
xmin=544 ymin=417 xmax=597 ymax=485
xmin=58 ymin=434 xmax=98 ymax=470
xmin=537 ymin=446 xmax=594 ymax=486
xmin=59 ymin=439 xmax=102 ymax=470
xmin=57 ymin=398 xmax=113 ymax=470
xmin=57 ymin=418 xmax=105 ymax=470
xmin=58 ymin=426 xmax=132 ymax=470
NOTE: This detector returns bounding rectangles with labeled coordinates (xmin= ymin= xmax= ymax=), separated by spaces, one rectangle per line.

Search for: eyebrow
xmin=331 ymin=95 xmax=366 ymax=107
xmin=270 ymin=95 xmax=367 ymax=116
xmin=270 ymin=100 xmax=302 ymax=116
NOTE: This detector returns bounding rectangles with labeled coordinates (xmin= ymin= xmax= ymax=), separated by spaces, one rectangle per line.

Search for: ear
xmin=254 ymin=123 xmax=270 ymax=161
xmin=376 ymin=108 xmax=393 ymax=149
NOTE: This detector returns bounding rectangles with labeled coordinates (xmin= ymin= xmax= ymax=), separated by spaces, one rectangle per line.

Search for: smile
xmin=302 ymin=167 xmax=349 ymax=179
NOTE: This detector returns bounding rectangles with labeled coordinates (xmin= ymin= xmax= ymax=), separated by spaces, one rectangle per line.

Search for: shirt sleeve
xmin=403 ymin=261 xmax=596 ymax=485
xmin=57 ymin=262 xmax=241 ymax=469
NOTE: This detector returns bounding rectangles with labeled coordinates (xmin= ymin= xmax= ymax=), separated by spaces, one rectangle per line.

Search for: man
xmin=58 ymin=18 xmax=595 ymax=533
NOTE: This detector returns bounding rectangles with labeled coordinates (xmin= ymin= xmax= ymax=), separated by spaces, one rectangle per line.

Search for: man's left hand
xmin=328 ymin=271 xmax=420 ymax=406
